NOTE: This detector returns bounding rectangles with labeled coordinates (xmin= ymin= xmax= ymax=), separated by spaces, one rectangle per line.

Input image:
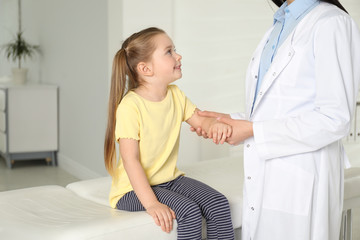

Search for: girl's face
xmin=149 ymin=33 xmax=182 ymax=84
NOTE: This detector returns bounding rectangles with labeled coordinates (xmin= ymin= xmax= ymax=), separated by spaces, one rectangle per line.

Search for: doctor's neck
xmin=287 ymin=0 xmax=294 ymax=4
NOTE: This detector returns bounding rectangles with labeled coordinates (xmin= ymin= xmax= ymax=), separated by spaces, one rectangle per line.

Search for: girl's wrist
xmin=143 ymin=198 xmax=160 ymax=210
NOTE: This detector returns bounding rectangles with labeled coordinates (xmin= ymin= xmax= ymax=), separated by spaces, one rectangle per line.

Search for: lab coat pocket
xmin=262 ymin=160 xmax=314 ymax=216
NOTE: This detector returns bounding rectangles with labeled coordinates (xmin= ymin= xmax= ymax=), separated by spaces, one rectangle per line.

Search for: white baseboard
xmin=58 ymin=153 xmax=102 ymax=180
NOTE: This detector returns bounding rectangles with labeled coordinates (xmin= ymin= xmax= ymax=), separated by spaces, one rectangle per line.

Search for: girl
xmin=193 ymin=0 xmax=360 ymax=239
xmin=104 ymin=27 xmax=234 ymax=240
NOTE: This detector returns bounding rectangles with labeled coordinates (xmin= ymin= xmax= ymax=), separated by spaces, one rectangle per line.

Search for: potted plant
xmin=2 ymin=32 xmax=40 ymax=84
xmin=1 ymin=0 xmax=40 ymax=84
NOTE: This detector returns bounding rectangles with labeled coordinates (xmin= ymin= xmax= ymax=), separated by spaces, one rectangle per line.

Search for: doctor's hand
xmin=216 ymin=117 xmax=254 ymax=145
xmin=197 ymin=110 xmax=231 ymax=119
xmin=190 ymin=111 xmax=231 ymax=138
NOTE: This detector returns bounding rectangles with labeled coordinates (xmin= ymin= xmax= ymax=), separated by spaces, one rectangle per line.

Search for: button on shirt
xmin=253 ymin=0 xmax=320 ymax=105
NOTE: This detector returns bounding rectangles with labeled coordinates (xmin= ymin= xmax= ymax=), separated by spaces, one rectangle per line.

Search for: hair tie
xmin=120 ymin=46 xmax=129 ymax=54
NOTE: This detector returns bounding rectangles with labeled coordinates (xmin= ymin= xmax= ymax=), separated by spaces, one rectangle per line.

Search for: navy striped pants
xmin=116 ymin=176 xmax=234 ymax=240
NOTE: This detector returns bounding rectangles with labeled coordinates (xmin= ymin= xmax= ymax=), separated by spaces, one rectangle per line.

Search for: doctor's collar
xmin=273 ymin=0 xmax=319 ymax=23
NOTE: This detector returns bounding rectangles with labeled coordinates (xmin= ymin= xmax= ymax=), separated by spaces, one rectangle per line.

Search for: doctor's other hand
xmin=216 ymin=117 xmax=254 ymax=146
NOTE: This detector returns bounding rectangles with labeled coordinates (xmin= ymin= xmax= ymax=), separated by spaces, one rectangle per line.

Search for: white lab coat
xmin=234 ymin=3 xmax=360 ymax=240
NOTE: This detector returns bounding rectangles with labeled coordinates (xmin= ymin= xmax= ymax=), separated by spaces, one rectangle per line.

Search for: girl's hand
xmin=146 ymin=201 xmax=176 ymax=233
xmin=208 ymin=122 xmax=232 ymax=144
xmin=190 ymin=126 xmax=208 ymax=138
xmin=189 ymin=111 xmax=231 ymax=139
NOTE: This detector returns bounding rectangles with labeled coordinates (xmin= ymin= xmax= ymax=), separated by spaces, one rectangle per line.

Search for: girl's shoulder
xmin=168 ymin=84 xmax=186 ymax=97
xmin=122 ymin=90 xmax=147 ymax=104
xmin=117 ymin=91 xmax=139 ymax=111
xmin=168 ymin=84 xmax=180 ymax=92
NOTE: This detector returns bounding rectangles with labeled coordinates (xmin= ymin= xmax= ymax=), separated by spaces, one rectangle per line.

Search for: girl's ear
xmin=137 ymin=62 xmax=153 ymax=77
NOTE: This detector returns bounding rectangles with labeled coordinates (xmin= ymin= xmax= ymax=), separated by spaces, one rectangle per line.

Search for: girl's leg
xmin=116 ymin=184 xmax=203 ymax=240
xmin=170 ymin=176 xmax=234 ymax=240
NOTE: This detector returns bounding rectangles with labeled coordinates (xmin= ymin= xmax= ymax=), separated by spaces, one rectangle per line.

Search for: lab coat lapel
xmin=246 ymin=55 xmax=261 ymax=119
xmin=251 ymin=32 xmax=296 ymax=115
xmin=246 ymin=28 xmax=274 ymax=119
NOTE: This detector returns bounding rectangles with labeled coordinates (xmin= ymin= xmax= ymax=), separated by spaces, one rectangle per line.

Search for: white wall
xmin=35 ymin=0 xmax=109 ymax=178
xmin=173 ymin=0 xmax=275 ymax=162
xmin=1 ymin=0 xmax=360 ymax=179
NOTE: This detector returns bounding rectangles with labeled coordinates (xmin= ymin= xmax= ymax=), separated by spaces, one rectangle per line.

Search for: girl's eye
xmin=166 ymin=48 xmax=176 ymax=55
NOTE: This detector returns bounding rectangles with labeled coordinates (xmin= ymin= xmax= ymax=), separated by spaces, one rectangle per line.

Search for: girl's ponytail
xmin=104 ymin=48 xmax=128 ymax=177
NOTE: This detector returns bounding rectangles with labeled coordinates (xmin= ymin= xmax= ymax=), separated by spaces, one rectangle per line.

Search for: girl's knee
xmin=210 ymin=192 xmax=230 ymax=205
xmin=176 ymin=200 xmax=202 ymax=222
xmin=203 ymin=192 xmax=231 ymax=214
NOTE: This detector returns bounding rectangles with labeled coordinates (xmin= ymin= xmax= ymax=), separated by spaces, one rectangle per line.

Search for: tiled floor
xmin=0 ymin=157 xmax=359 ymax=239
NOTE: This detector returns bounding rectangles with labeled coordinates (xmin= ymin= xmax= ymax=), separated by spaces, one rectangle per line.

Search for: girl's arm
xmin=119 ymin=138 xmax=176 ymax=233
xmin=186 ymin=108 xmax=232 ymax=144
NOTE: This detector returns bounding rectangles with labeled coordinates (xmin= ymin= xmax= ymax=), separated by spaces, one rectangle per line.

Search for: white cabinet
xmin=0 ymin=84 xmax=58 ymax=168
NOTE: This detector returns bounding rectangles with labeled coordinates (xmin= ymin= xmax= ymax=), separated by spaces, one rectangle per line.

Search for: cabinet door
xmin=0 ymin=111 xmax=6 ymax=133
xmin=0 ymin=89 xmax=6 ymax=111
xmin=0 ymin=131 xmax=6 ymax=153
xmin=8 ymin=87 xmax=58 ymax=153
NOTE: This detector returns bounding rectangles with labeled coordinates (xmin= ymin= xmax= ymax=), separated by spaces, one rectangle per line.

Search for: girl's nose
xmin=176 ymin=53 xmax=182 ymax=61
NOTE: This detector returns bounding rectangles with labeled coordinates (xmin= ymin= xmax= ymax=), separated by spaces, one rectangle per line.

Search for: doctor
xmin=193 ymin=0 xmax=360 ymax=239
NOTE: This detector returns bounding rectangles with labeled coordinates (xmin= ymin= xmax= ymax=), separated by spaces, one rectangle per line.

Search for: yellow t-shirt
xmin=109 ymin=84 xmax=196 ymax=208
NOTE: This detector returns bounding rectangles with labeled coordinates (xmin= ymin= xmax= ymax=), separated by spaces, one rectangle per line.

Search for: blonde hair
xmin=104 ymin=27 xmax=165 ymax=177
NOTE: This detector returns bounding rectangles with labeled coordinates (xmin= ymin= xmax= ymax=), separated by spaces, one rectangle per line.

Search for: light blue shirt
xmin=253 ymin=0 xmax=320 ymax=105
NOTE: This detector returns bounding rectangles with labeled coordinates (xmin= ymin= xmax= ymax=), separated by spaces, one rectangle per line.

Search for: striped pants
xmin=116 ymin=176 xmax=234 ymax=240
